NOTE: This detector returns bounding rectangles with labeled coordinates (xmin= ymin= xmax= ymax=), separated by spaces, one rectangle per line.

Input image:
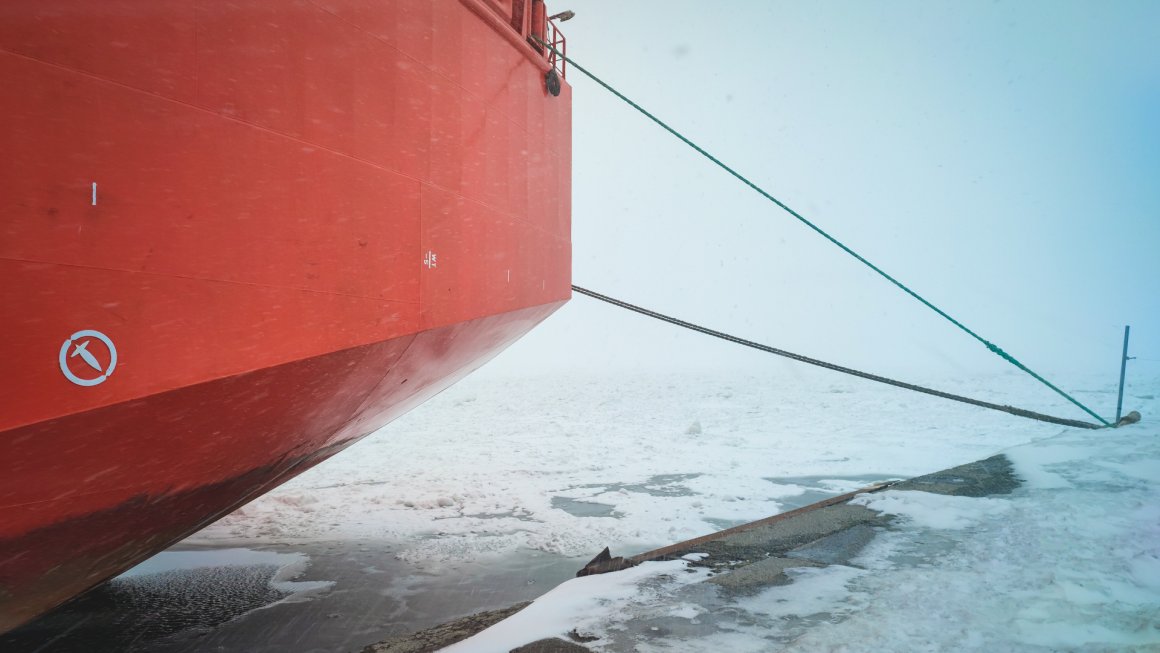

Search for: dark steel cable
xmin=572 ymin=285 xmax=1104 ymax=430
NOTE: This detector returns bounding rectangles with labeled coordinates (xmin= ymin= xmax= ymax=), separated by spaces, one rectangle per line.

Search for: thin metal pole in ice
xmin=1115 ymin=325 xmax=1131 ymax=423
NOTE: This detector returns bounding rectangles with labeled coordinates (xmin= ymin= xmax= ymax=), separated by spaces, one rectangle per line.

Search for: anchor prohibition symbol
xmin=59 ymin=329 xmax=118 ymax=387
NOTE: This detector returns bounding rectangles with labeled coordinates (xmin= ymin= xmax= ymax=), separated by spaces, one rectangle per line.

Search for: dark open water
xmin=1 ymin=476 xmax=888 ymax=652
xmin=1 ymin=543 xmax=581 ymax=653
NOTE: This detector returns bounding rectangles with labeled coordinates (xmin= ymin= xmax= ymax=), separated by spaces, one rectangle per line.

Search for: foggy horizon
xmin=482 ymin=1 xmax=1160 ymax=403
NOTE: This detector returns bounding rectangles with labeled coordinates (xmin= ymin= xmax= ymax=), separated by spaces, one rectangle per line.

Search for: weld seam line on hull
xmin=0 ymin=321 xmax=421 ymax=435
xmin=0 ymin=255 xmax=422 ymax=304
xmin=572 ymin=285 xmax=1103 ymax=430
xmin=539 ymin=39 xmax=1108 ymax=426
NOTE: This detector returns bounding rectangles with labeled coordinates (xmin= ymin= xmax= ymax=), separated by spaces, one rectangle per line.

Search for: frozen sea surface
xmin=182 ymin=367 xmax=1158 ymax=651
xmin=194 ymin=368 xmax=1150 ymax=563
xmin=446 ymin=385 xmax=1160 ymax=652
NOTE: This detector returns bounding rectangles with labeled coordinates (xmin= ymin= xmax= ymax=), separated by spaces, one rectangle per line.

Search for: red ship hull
xmin=0 ymin=0 xmax=571 ymax=631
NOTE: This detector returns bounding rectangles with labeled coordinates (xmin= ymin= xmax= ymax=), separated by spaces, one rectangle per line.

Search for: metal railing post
xmin=1115 ymin=325 xmax=1131 ymax=423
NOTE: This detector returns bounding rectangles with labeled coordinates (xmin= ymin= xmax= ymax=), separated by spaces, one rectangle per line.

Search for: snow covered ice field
xmin=446 ymin=406 xmax=1160 ymax=652
xmin=193 ymin=366 xmax=1160 ymax=650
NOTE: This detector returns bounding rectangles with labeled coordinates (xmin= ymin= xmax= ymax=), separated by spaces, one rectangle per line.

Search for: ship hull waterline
xmin=0 ymin=301 xmax=563 ymax=632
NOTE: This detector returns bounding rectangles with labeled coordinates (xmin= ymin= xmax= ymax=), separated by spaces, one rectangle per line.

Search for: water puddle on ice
xmin=551 ymin=496 xmax=621 ymax=518
xmin=551 ymin=473 xmax=705 ymax=519
xmin=549 ymin=473 xmax=897 ymax=529
xmin=551 ymin=474 xmax=706 ymax=519
xmin=587 ymin=473 xmax=704 ymax=497
xmin=764 ymin=474 xmax=900 ymax=512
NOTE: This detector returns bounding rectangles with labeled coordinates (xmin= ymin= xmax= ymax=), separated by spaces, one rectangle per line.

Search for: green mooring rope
xmin=541 ymin=42 xmax=1109 ymax=427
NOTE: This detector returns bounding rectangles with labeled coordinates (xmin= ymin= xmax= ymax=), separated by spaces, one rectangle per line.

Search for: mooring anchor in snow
xmin=577 ymin=547 xmax=637 ymax=577
xmin=1114 ymin=410 xmax=1141 ymax=428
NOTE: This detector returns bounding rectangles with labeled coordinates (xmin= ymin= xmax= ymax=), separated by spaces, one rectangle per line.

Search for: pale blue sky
xmin=487 ymin=1 xmax=1160 ymax=400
